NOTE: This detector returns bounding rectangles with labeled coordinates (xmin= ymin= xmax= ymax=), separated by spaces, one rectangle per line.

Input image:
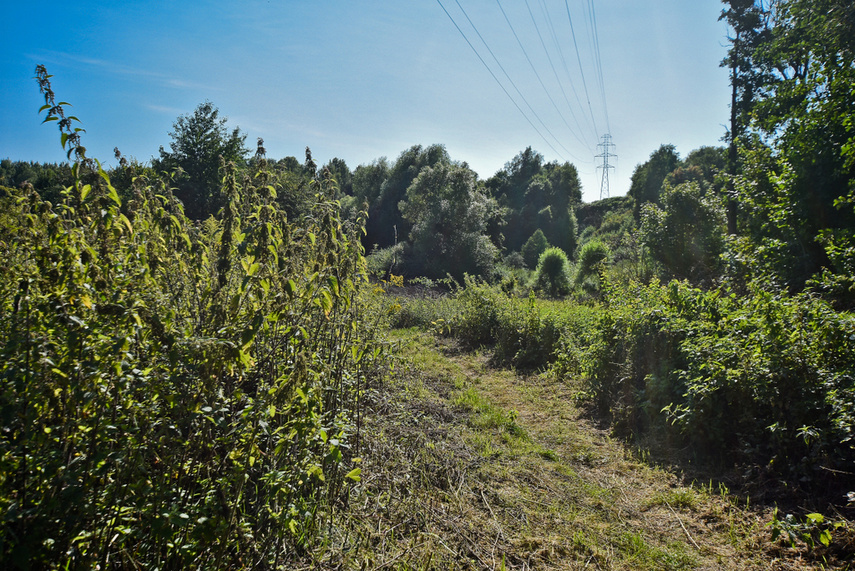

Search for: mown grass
xmin=305 ymin=327 xmax=832 ymax=570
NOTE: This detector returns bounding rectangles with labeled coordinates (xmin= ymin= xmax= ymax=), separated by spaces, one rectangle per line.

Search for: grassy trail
xmin=326 ymin=328 xmax=835 ymax=570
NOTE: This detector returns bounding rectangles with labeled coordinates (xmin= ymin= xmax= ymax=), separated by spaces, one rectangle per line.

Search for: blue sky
xmin=1 ymin=1 xmax=731 ymax=203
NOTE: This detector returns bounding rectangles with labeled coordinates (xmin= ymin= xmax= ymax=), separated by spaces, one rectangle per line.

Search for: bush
xmin=0 ymin=71 xmax=382 ymax=569
xmin=532 ymin=247 xmax=572 ymax=297
xmin=576 ymin=240 xmax=610 ymax=293
xmin=640 ymin=182 xmax=725 ymax=284
xmin=521 ymin=228 xmax=550 ymax=269
xmin=581 ymin=279 xmax=855 ymax=476
xmin=366 ymin=242 xmax=404 ymax=277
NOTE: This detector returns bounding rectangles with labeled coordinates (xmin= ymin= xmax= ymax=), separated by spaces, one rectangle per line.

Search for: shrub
xmin=366 ymin=242 xmax=404 ymax=277
xmin=0 ymin=69 xmax=382 ymax=569
xmin=576 ymin=240 xmax=610 ymax=292
xmin=640 ymin=182 xmax=725 ymax=284
xmin=522 ymin=228 xmax=550 ymax=269
xmin=532 ymin=247 xmax=572 ymax=297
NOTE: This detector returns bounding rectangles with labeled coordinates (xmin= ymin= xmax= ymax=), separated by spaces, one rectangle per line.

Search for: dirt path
xmin=327 ymin=330 xmax=833 ymax=570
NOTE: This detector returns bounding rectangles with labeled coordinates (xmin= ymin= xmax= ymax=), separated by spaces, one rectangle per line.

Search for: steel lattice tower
xmin=596 ymin=134 xmax=616 ymax=200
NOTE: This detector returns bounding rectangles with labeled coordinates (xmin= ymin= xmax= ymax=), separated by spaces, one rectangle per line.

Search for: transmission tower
xmin=596 ymin=134 xmax=616 ymax=200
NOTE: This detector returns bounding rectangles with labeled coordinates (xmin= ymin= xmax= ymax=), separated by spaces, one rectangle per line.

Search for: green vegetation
xmin=532 ymin=247 xmax=572 ymax=297
xmin=2 ymin=1 xmax=854 ymax=566
xmin=0 ymin=68 xmax=383 ymax=568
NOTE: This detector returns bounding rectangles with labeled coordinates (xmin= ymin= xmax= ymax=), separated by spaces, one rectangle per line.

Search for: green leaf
xmin=106 ymin=184 xmax=121 ymax=207
xmin=345 ymin=468 xmax=362 ymax=481
xmin=327 ymin=275 xmax=340 ymax=297
xmin=285 ymin=279 xmax=297 ymax=297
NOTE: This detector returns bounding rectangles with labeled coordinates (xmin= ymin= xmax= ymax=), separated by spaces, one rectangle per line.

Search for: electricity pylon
xmin=596 ymin=134 xmax=616 ymax=200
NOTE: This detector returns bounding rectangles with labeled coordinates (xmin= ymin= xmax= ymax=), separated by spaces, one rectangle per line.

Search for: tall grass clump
xmin=0 ymin=67 xmax=383 ymax=569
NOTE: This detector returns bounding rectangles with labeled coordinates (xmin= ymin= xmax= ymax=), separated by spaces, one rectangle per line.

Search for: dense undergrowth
xmin=389 ymin=276 xmax=855 ymax=504
xmin=0 ymin=69 xmax=384 ymax=569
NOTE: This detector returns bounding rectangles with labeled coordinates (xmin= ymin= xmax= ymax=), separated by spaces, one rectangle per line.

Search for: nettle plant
xmin=0 ymin=66 xmax=382 ymax=569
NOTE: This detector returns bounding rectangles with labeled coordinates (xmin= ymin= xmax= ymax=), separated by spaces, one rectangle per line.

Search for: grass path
xmin=322 ymin=329 xmax=838 ymax=570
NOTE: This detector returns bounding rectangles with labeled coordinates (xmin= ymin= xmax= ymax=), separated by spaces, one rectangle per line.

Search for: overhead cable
xmin=537 ymin=0 xmax=597 ymax=147
xmin=435 ymin=0 xmax=567 ymax=160
xmin=523 ymin=0 xmax=592 ymax=149
xmin=451 ymin=0 xmax=584 ymax=161
xmin=564 ymin=0 xmax=601 ymax=141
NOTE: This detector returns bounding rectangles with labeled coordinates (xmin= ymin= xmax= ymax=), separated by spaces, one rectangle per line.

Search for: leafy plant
xmin=0 ymin=67 xmax=384 ymax=569
xmin=532 ymin=247 xmax=572 ymax=297
xmin=769 ymin=509 xmax=846 ymax=549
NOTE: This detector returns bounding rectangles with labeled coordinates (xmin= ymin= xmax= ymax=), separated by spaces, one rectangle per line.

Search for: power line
xmin=564 ymin=0 xmax=600 ymax=140
xmin=588 ymin=0 xmax=611 ymax=134
xmin=451 ymin=0 xmax=583 ymax=161
xmin=535 ymin=0 xmax=597 ymax=148
xmin=523 ymin=0 xmax=590 ymax=149
xmin=435 ymin=0 xmax=567 ymax=160
xmin=495 ymin=0 xmax=592 ymax=157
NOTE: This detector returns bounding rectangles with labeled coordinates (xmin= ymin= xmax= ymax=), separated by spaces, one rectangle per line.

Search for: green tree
xmin=521 ymin=228 xmax=550 ymax=269
xmin=576 ymin=240 xmax=610 ymax=288
xmin=486 ymin=147 xmax=545 ymax=250
xmin=398 ymin=162 xmax=498 ymax=279
xmin=366 ymin=145 xmax=449 ymax=249
xmin=720 ymin=0 xmax=772 ymax=233
xmin=352 ymin=158 xmax=389 ymax=211
xmin=627 ymin=144 xmax=680 ymax=219
xmin=640 ymin=182 xmax=726 ymax=283
xmin=323 ymin=157 xmax=353 ymax=197
xmin=156 ymin=101 xmax=249 ymax=220
xmin=728 ymin=0 xmax=855 ymax=290
xmin=486 ymin=149 xmax=581 ymax=254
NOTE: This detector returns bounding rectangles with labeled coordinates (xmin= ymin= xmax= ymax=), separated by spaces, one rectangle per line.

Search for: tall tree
xmin=730 ymin=0 xmax=855 ymax=290
xmin=720 ymin=0 xmax=772 ymax=234
xmin=640 ymin=182 xmax=726 ymax=283
xmin=627 ymin=144 xmax=680 ymax=219
xmin=156 ymin=101 xmax=248 ymax=220
xmin=399 ymin=162 xmax=498 ymax=279
xmin=365 ymin=144 xmax=449 ymax=249
xmin=323 ymin=157 xmax=353 ymax=197
xmin=486 ymin=148 xmax=582 ymax=253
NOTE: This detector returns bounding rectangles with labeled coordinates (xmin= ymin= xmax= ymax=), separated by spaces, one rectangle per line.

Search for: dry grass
xmin=308 ymin=328 xmax=852 ymax=570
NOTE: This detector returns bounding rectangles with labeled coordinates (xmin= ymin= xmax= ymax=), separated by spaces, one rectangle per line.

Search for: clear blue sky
xmin=1 ymin=1 xmax=731 ymax=203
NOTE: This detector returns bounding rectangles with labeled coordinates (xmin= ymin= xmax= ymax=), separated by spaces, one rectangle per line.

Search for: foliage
xmin=398 ymin=162 xmax=498 ymax=280
xmin=576 ymin=240 xmax=610 ymax=292
xmin=628 ymin=144 xmax=680 ymax=218
xmin=532 ymin=247 xmax=572 ymax=297
xmin=362 ymin=145 xmax=449 ymax=249
xmin=365 ymin=243 xmax=404 ymax=278
xmin=0 ymin=68 xmax=382 ymax=569
xmin=322 ymin=157 xmax=353 ymax=197
xmin=769 ymin=509 xmax=847 ymax=550
xmin=521 ymin=228 xmax=549 ymax=269
xmin=0 ymin=159 xmax=73 ymax=205
xmin=640 ymin=182 xmax=726 ymax=284
xmin=486 ymin=147 xmax=582 ymax=253
xmin=721 ymin=0 xmax=855 ymax=290
xmin=579 ymin=279 xmax=855 ymax=476
xmin=155 ymin=101 xmax=249 ymax=220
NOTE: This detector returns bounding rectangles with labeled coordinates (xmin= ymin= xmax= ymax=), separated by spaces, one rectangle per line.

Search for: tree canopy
xmin=156 ymin=101 xmax=249 ymax=220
